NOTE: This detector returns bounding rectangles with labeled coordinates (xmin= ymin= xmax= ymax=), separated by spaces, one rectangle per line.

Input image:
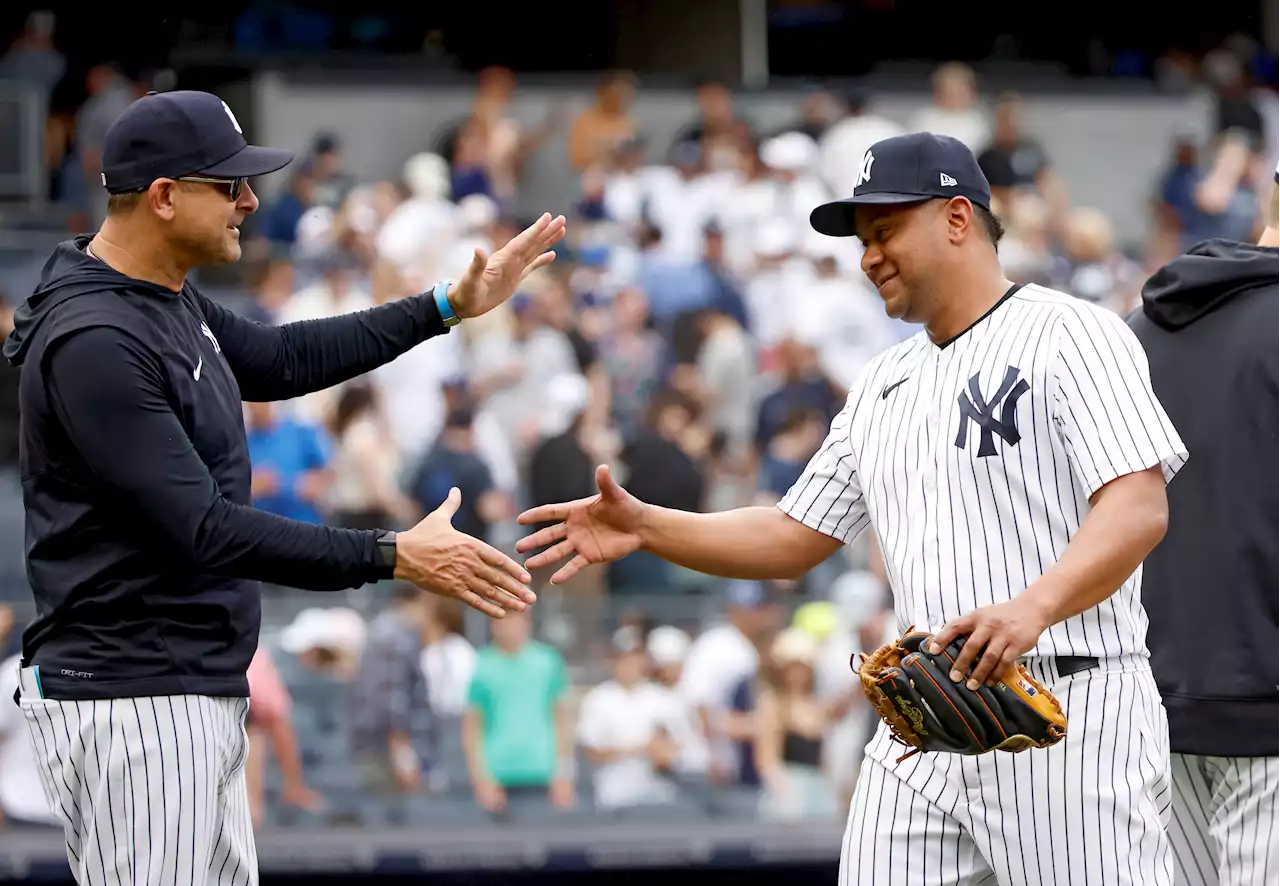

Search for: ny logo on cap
xmin=855 ymin=151 xmax=875 ymax=188
xmin=220 ymin=101 xmax=243 ymax=135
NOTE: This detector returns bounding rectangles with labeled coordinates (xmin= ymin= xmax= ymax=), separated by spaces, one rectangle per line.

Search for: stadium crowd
xmin=0 ymin=17 xmax=1275 ymax=831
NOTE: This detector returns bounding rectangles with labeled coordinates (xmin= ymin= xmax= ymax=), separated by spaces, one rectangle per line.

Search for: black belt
xmin=1055 ymin=656 xmax=1098 ymax=677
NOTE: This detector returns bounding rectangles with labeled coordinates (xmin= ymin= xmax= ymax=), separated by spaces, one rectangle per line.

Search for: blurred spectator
xmin=753 ymin=628 xmax=847 ymax=822
xmin=998 ymin=193 xmax=1055 ymax=285
xmin=680 ymin=580 xmax=784 ymax=786
xmin=909 ymin=62 xmax=988 ymax=151
xmin=759 ymin=131 xmax=831 ymax=236
xmin=610 ymin=389 xmax=707 ymax=594
xmin=755 ymin=406 xmax=827 ymax=505
xmin=1154 ymin=129 xmax=1265 ymax=261
xmin=325 ymin=383 xmax=419 ymax=530
xmin=641 ymin=142 xmax=734 ymax=265
xmin=0 ymin=11 xmax=65 ymax=100
xmin=646 ymin=626 xmax=709 ymax=781
xmin=275 ymin=247 xmax=373 ymax=425
xmin=1204 ymin=48 xmax=1266 ymax=150
xmin=1050 ymin=207 xmax=1145 ymax=315
xmin=678 ymin=305 xmax=755 ymax=474
xmin=260 ymin=165 xmax=318 ymax=252
xmin=977 ymin=93 xmax=1069 ymax=225
xmin=307 ymin=131 xmax=353 ymax=210
xmin=245 ymin=645 xmax=324 ymax=827
xmin=672 ymin=79 xmax=752 ymax=172
xmin=754 ymin=334 xmax=842 ymax=458
xmin=246 ymin=258 xmax=296 ymax=325
xmin=770 ymin=84 xmax=841 ymax=142
xmin=576 ymin=626 xmax=683 ymax=812
xmin=244 ymin=400 xmax=334 ymax=524
xmin=0 ymin=297 xmax=21 ymax=470
xmin=374 ymin=152 xmax=457 ymax=296
xmin=599 ymin=286 xmax=663 ymax=438
xmin=0 ymin=641 xmax=59 ymax=829
xmin=406 ymin=404 xmax=508 ymax=543
xmin=76 ymin=64 xmax=143 ymax=228
xmin=819 ymin=87 xmax=906 ymax=199
xmin=349 ymin=584 xmax=437 ymax=822
xmin=470 ymin=293 xmax=584 ymax=461
xmin=463 ymin=611 xmax=575 ymax=822
xmin=569 ymin=71 xmax=638 ymax=171
xmin=420 ymin=599 xmax=477 ymax=720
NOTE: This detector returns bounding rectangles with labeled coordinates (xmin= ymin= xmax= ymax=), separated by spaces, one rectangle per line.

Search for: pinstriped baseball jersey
xmin=779 ymin=282 xmax=1188 ymax=657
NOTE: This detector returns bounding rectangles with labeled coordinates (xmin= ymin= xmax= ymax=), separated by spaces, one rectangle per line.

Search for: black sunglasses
xmin=176 ymin=175 xmax=247 ymax=201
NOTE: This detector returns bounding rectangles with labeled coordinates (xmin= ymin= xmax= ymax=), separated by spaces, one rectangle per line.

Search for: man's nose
xmin=238 ymin=182 xmax=260 ymax=214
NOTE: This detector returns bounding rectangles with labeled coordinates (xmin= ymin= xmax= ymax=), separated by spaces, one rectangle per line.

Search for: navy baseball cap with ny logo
xmin=100 ymin=90 xmax=294 ymax=194
xmin=809 ymin=132 xmax=992 ymax=237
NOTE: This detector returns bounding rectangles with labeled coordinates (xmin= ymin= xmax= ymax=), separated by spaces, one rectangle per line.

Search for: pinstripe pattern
xmin=778 ymin=283 xmax=1187 ymax=884
xmin=18 ymin=693 xmax=257 ymax=886
xmin=839 ymin=659 xmax=1173 ymax=885
xmin=779 ymin=284 xmax=1187 ymax=658
xmin=1168 ymin=753 xmax=1279 ymax=886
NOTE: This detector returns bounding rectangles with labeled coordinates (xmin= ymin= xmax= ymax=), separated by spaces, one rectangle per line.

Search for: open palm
xmin=448 ymin=212 xmax=567 ymax=319
xmin=515 ymin=465 xmax=645 ymax=584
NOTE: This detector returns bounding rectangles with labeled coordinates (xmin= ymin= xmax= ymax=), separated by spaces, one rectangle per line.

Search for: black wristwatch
xmin=375 ymin=531 xmax=397 ymax=577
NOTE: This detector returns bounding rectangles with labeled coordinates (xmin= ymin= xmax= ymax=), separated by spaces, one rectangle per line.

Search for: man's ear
xmin=945 ymin=197 xmax=976 ymax=244
xmin=147 ymin=179 xmax=179 ymax=222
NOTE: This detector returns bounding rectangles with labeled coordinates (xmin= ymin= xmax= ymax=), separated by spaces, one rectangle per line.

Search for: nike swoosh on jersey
xmin=881 ymin=377 xmax=908 ymax=399
xmin=193 ymin=356 xmax=202 ymax=381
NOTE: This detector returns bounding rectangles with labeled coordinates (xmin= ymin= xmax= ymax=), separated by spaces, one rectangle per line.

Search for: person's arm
xmin=1259 ymin=171 xmax=1279 ymax=247
xmin=194 ymin=289 xmax=451 ymax=404
xmin=752 ymin=689 xmax=785 ymax=793
xmin=638 ymin=390 xmax=867 ymax=577
xmin=549 ymin=656 xmax=576 ymax=806
xmin=45 ymin=327 xmax=387 ymax=592
xmin=934 ymin=306 xmax=1188 ymax=685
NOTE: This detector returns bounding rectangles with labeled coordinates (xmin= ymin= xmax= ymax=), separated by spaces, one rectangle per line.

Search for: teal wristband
xmin=433 ymin=279 xmax=459 ymax=327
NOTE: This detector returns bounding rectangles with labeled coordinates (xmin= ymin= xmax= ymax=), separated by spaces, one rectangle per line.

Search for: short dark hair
xmin=975 ymin=204 xmax=1005 ymax=250
xmin=106 ymin=191 xmax=143 ymax=216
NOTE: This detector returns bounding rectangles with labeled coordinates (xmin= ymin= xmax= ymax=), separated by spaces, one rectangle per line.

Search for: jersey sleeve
xmin=1050 ymin=304 xmax=1188 ymax=497
xmin=776 ymin=387 xmax=870 ymax=543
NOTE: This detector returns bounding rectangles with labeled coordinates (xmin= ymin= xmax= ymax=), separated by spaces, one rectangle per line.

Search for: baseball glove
xmin=855 ymin=628 xmax=1067 ymax=763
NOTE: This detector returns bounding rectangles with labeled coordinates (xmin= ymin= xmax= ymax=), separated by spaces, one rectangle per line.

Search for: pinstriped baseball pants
xmin=19 ymin=693 xmax=258 ymax=886
xmin=1168 ymin=753 xmax=1278 ymax=886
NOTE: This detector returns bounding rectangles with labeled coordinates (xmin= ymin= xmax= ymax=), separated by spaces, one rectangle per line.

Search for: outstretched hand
xmin=395 ymin=487 xmax=536 ymax=618
xmin=515 ymin=465 xmax=646 ymax=584
xmin=447 ymin=212 xmax=567 ymax=320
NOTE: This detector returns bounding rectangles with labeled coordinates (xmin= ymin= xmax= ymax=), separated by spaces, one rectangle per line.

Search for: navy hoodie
xmin=1127 ymin=238 xmax=1278 ymax=756
xmin=4 ymin=235 xmax=449 ymax=700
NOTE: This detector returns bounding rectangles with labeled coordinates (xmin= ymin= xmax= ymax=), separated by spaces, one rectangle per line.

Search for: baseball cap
xmin=809 ymin=132 xmax=991 ymax=238
xmin=100 ymin=90 xmax=294 ymax=194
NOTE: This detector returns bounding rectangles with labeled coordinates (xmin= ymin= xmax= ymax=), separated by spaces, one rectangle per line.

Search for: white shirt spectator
xmin=0 ymin=653 xmax=59 ymax=825
xmin=577 ymin=679 xmax=680 ymax=809
xmin=679 ymin=623 xmax=758 ymax=774
xmin=909 ymin=106 xmax=989 ymax=153
xmin=420 ymin=633 xmax=477 ymax=718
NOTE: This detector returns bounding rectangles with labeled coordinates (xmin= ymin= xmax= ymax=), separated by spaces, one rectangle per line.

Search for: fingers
xmin=473 ymin=541 xmax=533 ymax=587
xmin=475 ymin=563 xmax=534 ymax=608
xmin=517 ymin=497 xmax=597 ymax=525
xmin=508 ymin=212 xmax=552 ymax=253
xmin=459 ymin=589 xmax=507 ymax=619
xmin=431 ymin=487 xmax=462 ymax=521
xmin=513 ymin=522 xmax=567 ymax=554
xmin=523 ymin=538 xmax=577 ymax=571
xmin=469 ymin=571 xmax=528 ymax=612
xmin=596 ymin=464 xmax=623 ymax=500
xmin=966 ymin=638 xmax=1009 ymax=689
xmin=470 ymin=247 xmax=488 ymax=274
xmin=519 ymin=251 xmax=557 ymax=281
xmin=948 ymin=625 xmax=990 ymax=685
xmin=551 ymin=553 xmax=590 ymax=585
xmin=928 ymin=614 xmax=971 ymax=655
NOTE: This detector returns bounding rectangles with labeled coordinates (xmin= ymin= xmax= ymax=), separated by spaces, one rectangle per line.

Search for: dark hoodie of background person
xmin=1126 ymin=237 xmax=1278 ymax=756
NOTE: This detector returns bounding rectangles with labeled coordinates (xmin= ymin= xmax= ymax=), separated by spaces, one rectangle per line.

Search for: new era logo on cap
xmin=809 ymin=132 xmax=992 ymax=237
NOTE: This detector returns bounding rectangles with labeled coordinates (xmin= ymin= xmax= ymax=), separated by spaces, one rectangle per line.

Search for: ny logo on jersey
xmin=954 ymin=365 xmax=1030 ymax=457
xmin=199 ymin=322 xmax=222 ymax=355
xmin=855 ymin=151 xmax=875 ymax=187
